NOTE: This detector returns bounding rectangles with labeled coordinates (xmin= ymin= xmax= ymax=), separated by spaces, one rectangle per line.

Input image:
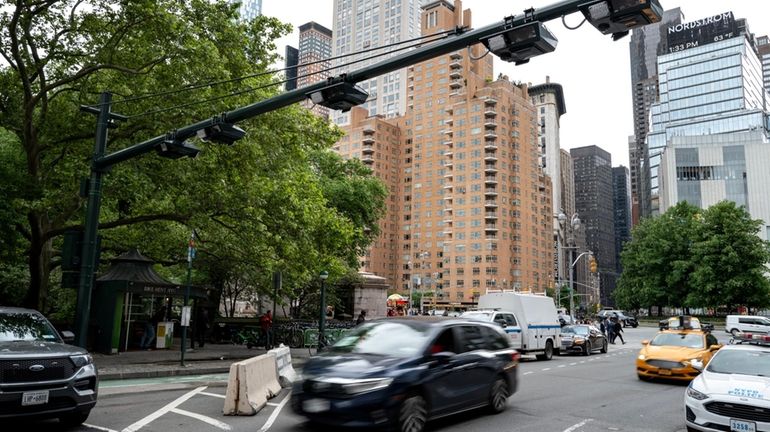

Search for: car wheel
xmin=686 ymin=427 xmax=700 ymax=432
xmin=59 ymin=410 xmax=90 ymax=427
xmin=600 ymin=339 xmax=608 ymax=353
xmin=488 ymin=377 xmax=509 ymax=414
xmin=632 ymin=323 xmax=638 ymax=328
xmin=398 ymin=395 xmax=428 ymax=432
xmin=583 ymin=341 xmax=592 ymax=356
xmin=731 ymin=329 xmax=741 ymax=337
xmin=536 ymin=340 xmax=553 ymax=361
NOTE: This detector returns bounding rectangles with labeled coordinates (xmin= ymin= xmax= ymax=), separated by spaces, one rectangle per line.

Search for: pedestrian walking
xmin=259 ymin=310 xmax=273 ymax=349
xmin=355 ymin=310 xmax=366 ymax=325
xmin=607 ymin=317 xmax=616 ymax=344
xmin=194 ymin=308 xmax=210 ymax=348
xmin=614 ymin=319 xmax=626 ymax=344
xmin=140 ymin=306 xmax=166 ymax=350
xmin=599 ymin=319 xmax=606 ymax=336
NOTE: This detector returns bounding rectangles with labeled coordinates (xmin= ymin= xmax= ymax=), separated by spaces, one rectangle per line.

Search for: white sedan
xmin=685 ymin=343 xmax=770 ymax=432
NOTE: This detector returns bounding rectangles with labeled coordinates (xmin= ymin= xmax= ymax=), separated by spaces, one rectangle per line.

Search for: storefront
xmin=91 ymin=249 xmax=209 ymax=354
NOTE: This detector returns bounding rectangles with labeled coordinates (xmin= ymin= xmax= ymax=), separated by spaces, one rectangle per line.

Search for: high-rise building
xmin=284 ymin=46 xmax=299 ymax=91
xmin=571 ymin=145 xmax=616 ymax=307
xmin=559 ymin=149 xmax=575 ymax=218
xmin=297 ymin=22 xmax=333 ymax=118
xmin=612 ymin=166 xmax=631 ymax=274
xmin=229 ymin=0 xmax=262 ymax=21
xmin=529 ymin=78 xmax=566 ymax=217
xmin=758 ymin=35 xmax=770 ymax=90
xmin=648 ymin=12 xmax=770 ymax=219
xmin=330 ymin=0 xmax=425 ymax=125
xmin=333 ymin=1 xmax=553 ymax=309
xmin=655 ymin=15 xmax=770 ymax=240
xmin=628 ymin=8 xmax=682 ymax=224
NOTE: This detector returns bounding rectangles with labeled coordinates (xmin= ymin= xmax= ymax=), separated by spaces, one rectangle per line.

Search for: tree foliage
xmin=615 ymin=201 xmax=770 ymax=311
xmin=0 ymin=1 xmax=387 ymax=317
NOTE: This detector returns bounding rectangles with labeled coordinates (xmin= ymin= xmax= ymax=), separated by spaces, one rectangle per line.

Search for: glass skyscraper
xmin=645 ymin=12 xmax=769 ymax=216
xmin=229 ymin=0 xmax=262 ymax=22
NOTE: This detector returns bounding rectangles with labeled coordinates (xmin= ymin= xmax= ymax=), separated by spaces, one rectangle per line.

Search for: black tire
xmin=638 ymin=374 xmax=650 ymax=381
xmin=59 ymin=410 xmax=90 ymax=427
xmin=632 ymin=323 xmax=638 ymax=328
xmin=686 ymin=426 xmax=700 ymax=432
xmin=398 ymin=395 xmax=428 ymax=432
xmin=600 ymin=339 xmax=608 ymax=353
xmin=536 ymin=340 xmax=554 ymax=361
xmin=583 ymin=341 xmax=592 ymax=356
xmin=488 ymin=377 xmax=509 ymax=414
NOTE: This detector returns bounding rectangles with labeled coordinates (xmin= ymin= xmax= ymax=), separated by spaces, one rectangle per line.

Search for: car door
xmin=500 ymin=313 xmax=522 ymax=350
xmin=588 ymin=326 xmax=604 ymax=350
xmin=424 ymin=327 xmax=472 ymax=415
xmin=453 ymin=324 xmax=497 ymax=405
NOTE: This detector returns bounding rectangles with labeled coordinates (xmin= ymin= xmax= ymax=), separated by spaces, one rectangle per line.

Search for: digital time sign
xmin=666 ymin=12 xmax=738 ymax=54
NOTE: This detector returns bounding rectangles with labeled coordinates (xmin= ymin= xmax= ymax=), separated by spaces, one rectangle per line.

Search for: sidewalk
xmin=94 ymin=342 xmax=315 ymax=381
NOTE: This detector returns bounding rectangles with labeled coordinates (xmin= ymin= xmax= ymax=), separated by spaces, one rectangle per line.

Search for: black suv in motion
xmin=291 ymin=317 xmax=519 ymax=432
xmin=0 ymin=307 xmax=98 ymax=426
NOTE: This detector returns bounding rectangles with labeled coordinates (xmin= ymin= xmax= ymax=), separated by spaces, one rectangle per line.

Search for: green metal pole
xmin=74 ymin=92 xmax=111 ymax=348
xmin=181 ymin=256 xmax=192 ymax=366
xmin=318 ymin=276 xmax=327 ymax=351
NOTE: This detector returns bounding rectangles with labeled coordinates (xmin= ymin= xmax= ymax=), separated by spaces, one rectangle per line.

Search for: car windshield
xmin=0 ymin=312 xmax=61 ymax=343
xmin=650 ymin=332 xmax=704 ymax=348
xmin=462 ymin=312 xmax=493 ymax=321
xmin=707 ymin=349 xmax=770 ymax=376
xmin=329 ymin=321 xmax=432 ymax=358
xmin=561 ymin=326 xmax=589 ymax=336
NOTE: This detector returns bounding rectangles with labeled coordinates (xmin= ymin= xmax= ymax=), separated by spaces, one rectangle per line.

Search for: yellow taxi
xmin=636 ymin=316 xmax=722 ymax=381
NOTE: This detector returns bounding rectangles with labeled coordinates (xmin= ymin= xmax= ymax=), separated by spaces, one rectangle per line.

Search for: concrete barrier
xmin=268 ymin=344 xmax=297 ymax=388
xmin=223 ymin=353 xmax=281 ymax=416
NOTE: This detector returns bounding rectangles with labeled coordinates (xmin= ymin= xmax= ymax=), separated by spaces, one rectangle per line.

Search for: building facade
xmin=331 ymin=0 xmax=425 ymax=125
xmin=647 ymin=12 xmax=770 ymax=218
xmin=229 ymin=0 xmax=262 ymax=21
xmin=612 ymin=166 xmax=631 ymax=274
xmin=529 ymin=79 xmax=566 ymax=219
xmin=758 ymin=35 xmax=770 ymax=90
xmin=571 ymin=145 xmax=616 ymax=307
xmin=297 ymin=22 xmax=334 ymax=118
xmin=628 ymin=8 xmax=682 ymax=224
xmin=284 ymin=45 xmax=299 ymax=91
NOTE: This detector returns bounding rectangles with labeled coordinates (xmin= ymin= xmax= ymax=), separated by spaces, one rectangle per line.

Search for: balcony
xmin=485 ymin=211 xmax=498 ymax=219
xmin=484 ymin=97 xmax=498 ymax=106
xmin=449 ymin=79 xmax=462 ymax=89
xmin=444 ymin=195 xmax=453 ymax=203
xmin=484 ymin=153 xmax=498 ymax=162
xmin=485 ymin=224 xmax=499 ymax=231
xmin=484 ymin=132 xmax=498 ymax=140
xmin=484 ymin=142 xmax=498 ymax=151
xmin=362 ymin=136 xmax=375 ymax=144
xmin=361 ymin=156 xmax=374 ymax=164
xmin=484 ymin=200 xmax=498 ymax=208
xmin=443 ymin=139 xmax=453 ymax=147
xmin=445 ymin=117 xmax=454 ymax=125
xmin=362 ymin=145 xmax=374 ymax=155
xmin=450 ymin=60 xmax=462 ymax=69
xmin=443 ymin=183 xmax=453 ymax=190
xmin=450 ymin=52 xmax=462 ymax=60
xmin=443 ymin=228 xmax=453 ymax=235
xmin=443 ymin=129 xmax=453 ymax=136
xmin=444 ymin=160 xmax=453 ymax=167
xmin=444 ymin=150 xmax=453 ymax=157
xmin=484 ymin=187 xmax=498 ymax=196
xmin=449 ymin=90 xmax=461 ymax=97
xmin=485 ymin=234 xmax=499 ymax=241
xmin=449 ymin=70 xmax=462 ymax=79
xmin=445 ymin=107 xmax=453 ymax=115
xmin=444 ymin=172 xmax=453 ymax=179
xmin=484 ymin=108 xmax=497 ymax=117
xmin=484 ymin=164 xmax=498 ymax=173
xmin=443 ymin=217 xmax=453 ymax=224
xmin=362 ymin=125 xmax=375 ymax=134
xmin=484 ymin=120 xmax=497 ymax=129
xmin=484 ymin=175 xmax=498 ymax=184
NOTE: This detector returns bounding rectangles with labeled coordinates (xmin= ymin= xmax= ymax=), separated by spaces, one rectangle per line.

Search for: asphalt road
xmin=7 ymin=327 xmax=734 ymax=432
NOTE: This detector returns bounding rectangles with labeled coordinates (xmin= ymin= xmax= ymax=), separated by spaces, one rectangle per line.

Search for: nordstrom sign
xmin=668 ymin=12 xmax=733 ymax=34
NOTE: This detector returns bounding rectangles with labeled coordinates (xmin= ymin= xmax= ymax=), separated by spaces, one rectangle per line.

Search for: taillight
xmin=511 ymin=352 xmax=521 ymax=363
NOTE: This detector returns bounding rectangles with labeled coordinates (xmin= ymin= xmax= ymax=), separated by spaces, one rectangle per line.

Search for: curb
xmin=98 ymin=358 xmax=309 ymax=381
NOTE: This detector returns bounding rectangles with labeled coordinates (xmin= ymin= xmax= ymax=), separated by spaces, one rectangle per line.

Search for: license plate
xmin=658 ymin=369 xmax=672 ymax=376
xmin=21 ymin=390 xmax=49 ymax=406
xmin=303 ymin=398 xmax=330 ymax=413
xmin=730 ymin=419 xmax=756 ymax=432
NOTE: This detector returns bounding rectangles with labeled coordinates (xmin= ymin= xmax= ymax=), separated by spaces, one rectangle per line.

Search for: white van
xmin=725 ymin=315 xmax=770 ymax=336
xmin=462 ymin=292 xmax=560 ymax=360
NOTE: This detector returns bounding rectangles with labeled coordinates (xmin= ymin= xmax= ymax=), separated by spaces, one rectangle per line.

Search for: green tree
xmin=688 ymin=201 xmax=770 ymax=310
xmin=614 ymin=202 xmax=700 ymax=310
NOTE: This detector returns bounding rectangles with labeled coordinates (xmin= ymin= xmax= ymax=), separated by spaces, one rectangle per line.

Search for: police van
xmin=461 ymin=291 xmax=561 ymax=360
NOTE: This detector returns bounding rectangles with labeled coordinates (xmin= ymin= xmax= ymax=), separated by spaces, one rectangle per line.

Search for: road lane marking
xmin=171 ymin=408 xmax=231 ymax=430
xmin=563 ymin=418 xmax=593 ymax=432
xmin=542 ymin=368 xmax=551 ymax=371
xmin=259 ymin=393 xmax=291 ymax=432
xmin=523 ymin=371 xmax=534 ymax=375
xmin=84 ymin=424 xmax=119 ymax=432
xmin=569 ymin=362 xmax=577 ymax=366
xmin=200 ymin=391 xmax=226 ymax=399
xmin=266 ymin=402 xmax=280 ymax=406
xmin=121 ymin=386 xmax=207 ymax=432
xmin=558 ymin=365 xmax=566 ymax=368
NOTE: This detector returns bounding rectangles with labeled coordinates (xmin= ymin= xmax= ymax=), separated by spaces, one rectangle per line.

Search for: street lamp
xmin=569 ymin=250 xmax=594 ymax=319
xmin=557 ymin=212 xmax=581 ymax=316
xmin=318 ymin=270 xmax=329 ymax=350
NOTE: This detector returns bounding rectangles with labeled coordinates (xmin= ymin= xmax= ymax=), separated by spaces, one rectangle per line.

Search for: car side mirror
xmin=709 ymin=344 xmax=721 ymax=352
xmin=61 ymin=330 xmax=75 ymax=344
xmin=641 ymin=339 xmax=649 ymax=345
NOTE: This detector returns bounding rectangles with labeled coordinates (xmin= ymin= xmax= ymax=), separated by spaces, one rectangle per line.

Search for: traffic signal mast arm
xmin=94 ymin=0 xmax=661 ymax=170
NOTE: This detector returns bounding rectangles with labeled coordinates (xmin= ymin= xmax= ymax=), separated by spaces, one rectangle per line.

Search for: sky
xmin=262 ymin=0 xmax=770 ymax=167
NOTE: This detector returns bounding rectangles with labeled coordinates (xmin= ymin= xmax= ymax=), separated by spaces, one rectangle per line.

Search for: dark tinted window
xmin=459 ymin=325 xmax=487 ymax=352
xmin=482 ymin=326 xmax=509 ymax=350
xmin=430 ymin=328 xmax=458 ymax=354
xmin=331 ymin=321 xmax=432 ymax=358
xmin=502 ymin=314 xmax=518 ymax=326
xmin=0 ymin=312 xmax=61 ymax=343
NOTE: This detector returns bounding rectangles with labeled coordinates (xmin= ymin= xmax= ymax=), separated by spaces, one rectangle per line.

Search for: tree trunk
xmin=24 ymin=211 xmax=51 ymax=311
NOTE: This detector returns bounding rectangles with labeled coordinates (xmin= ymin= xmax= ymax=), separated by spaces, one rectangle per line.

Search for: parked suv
xmin=0 ymin=307 xmax=98 ymax=425
xmin=598 ymin=309 xmax=638 ymax=328
xmin=725 ymin=315 xmax=770 ymax=337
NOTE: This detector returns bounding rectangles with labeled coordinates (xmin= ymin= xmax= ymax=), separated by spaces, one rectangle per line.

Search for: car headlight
xmin=70 ymin=354 xmax=93 ymax=368
xmin=573 ymin=338 xmax=585 ymax=344
xmin=638 ymin=354 xmax=646 ymax=360
xmin=686 ymin=385 xmax=709 ymax=401
xmin=341 ymin=377 xmax=393 ymax=394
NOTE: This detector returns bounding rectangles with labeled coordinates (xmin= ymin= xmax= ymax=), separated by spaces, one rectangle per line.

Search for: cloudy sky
xmin=262 ymin=0 xmax=770 ymax=167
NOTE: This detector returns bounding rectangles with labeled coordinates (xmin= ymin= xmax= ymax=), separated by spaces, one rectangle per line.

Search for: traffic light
xmin=589 ymin=256 xmax=598 ymax=273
